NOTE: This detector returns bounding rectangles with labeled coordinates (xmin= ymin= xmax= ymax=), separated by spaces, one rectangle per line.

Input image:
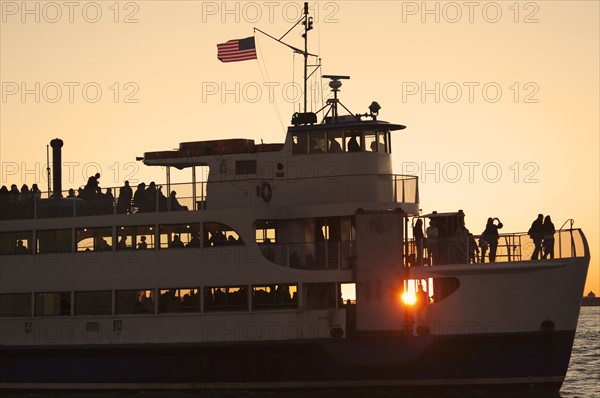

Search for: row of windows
xmin=0 ymin=222 xmax=244 ymax=255
xmin=292 ymin=129 xmax=391 ymax=155
xmin=0 ymin=284 xmax=299 ymax=318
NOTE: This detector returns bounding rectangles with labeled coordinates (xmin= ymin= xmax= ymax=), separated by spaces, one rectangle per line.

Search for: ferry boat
xmin=0 ymin=4 xmax=590 ymax=393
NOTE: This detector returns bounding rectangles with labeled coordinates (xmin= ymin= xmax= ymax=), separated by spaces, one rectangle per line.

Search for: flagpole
xmin=302 ymin=2 xmax=310 ymax=114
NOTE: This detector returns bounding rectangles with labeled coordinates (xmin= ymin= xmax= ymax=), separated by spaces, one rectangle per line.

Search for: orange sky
xmin=1 ymin=1 xmax=598 ymax=294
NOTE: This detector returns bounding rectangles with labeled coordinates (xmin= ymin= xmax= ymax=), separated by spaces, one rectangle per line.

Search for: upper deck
xmin=0 ymin=118 xmax=418 ymax=224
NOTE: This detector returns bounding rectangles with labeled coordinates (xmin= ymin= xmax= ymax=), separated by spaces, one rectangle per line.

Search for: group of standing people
xmin=412 ymin=213 xmax=556 ymax=265
xmin=528 ymin=214 xmax=555 ymax=260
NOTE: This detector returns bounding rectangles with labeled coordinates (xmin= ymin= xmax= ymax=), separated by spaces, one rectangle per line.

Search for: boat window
xmin=252 ymin=284 xmax=298 ymax=311
xmin=310 ymin=131 xmax=326 ymax=154
xmin=74 ymin=291 xmax=112 ymax=316
xmin=236 ymin=160 xmax=257 ymax=175
xmin=364 ymin=131 xmax=377 ymax=152
xmin=159 ymin=224 xmax=200 ymax=249
xmin=36 ymin=229 xmax=72 ymax=254
xmin=116 ymin=225 xmax=156 ymax=250
xmin=376 ymin=131 xmax=388 ymax=153
xmin=0 ymin=293 xmax=32 ymax=317
xmin=35 ymin=292 xmax=71 ymax=316
xmin=0 ymin=231 xmax=33 ymax=255
xmin=292 ymin=133 xmax=308 ymax=155
xmin=304 ymin=283 xmax=336 ymax=309
xmin=76 ymin=227 xmax=113 ymax=252
xmin=204 ymin=286 xmax=248 ymax=312
xmin=327 ymin=131 xmax=344 ymax=153
xmin=340 ymin=283 xmax=356 ymax=305
xmin=159 ymin=288 xmax=200 ymax=313
xmin=204 ymin=222 xmax=242 ymax=246
xmin=255 ymin=220 xmax=277 ymax=243
xmin=115 ymin=289 xmax=155 ymax=315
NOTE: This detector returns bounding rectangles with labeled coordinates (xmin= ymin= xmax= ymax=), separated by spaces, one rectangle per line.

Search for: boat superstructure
xmin=0 ymin=4 xmax=590 ymax=392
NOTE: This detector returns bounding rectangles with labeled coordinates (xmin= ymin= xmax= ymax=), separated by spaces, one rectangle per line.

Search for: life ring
xmin=258 ymin=181 xmax=272 ymax=203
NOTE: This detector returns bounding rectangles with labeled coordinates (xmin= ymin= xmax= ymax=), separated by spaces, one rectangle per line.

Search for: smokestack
xmin=50 ymin=138 xmax=63 ymax=198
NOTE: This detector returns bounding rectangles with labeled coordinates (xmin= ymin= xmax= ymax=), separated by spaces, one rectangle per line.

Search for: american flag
xmin=217 ymin=37 xmax=257 ymax=63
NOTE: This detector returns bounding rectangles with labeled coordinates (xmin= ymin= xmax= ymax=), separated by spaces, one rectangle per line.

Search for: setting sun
xmin=401 ymin=291 xmax=417 ymax=306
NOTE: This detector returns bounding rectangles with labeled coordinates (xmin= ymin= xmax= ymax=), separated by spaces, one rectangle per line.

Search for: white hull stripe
xmin=0 ymin=376 xmax=565 ymax=390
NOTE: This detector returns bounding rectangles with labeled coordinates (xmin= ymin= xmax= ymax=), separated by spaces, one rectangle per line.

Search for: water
xmin=3 ymin=307 xmax=598 ymax=398
xmin=561 ymin=306 xmax=600 ymax=398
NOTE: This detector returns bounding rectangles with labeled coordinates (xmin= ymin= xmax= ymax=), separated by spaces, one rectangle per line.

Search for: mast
xmin=302 ymin=2 xmax=312 ymax=114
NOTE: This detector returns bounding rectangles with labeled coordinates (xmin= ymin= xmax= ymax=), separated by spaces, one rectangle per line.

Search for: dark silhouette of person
xmin=67 ymin=188 xmax=76 ymax=198
xmin=31 ymin=184 xmax=41 ymax=201
xmin=454 ymin=220 xmax=469 ymax=264
xmin=426 ymin=220 xmax=438 ymax=265
xmin=468 ymin=233 xmax=479 ymax=263
xmin=145 ymin=182 xmax=158 ymax=212
xmin=137 ymin=236 xmax=148 ymax=250
xmin=169 ymin=191 xmax=188 ymax=211
xmin=416 ymin=283 xmax=429 ymax=306
xmin=413 ymin=219 xmax=424 ymax=266
xmin=133 ymin=182 xmax=146 ymax=212
xmin=328 ymin=137 xmax=342 ymax=153
xmin=542 ymin=215 xmax=555 ymax=259
xmin=15 ymin=239 xmax=28 ymax=254
xmin=117 ymin=234 xmax=128 ymax=250
xmin=186 ymin=232 xmax=200 ymax=248
xmin=347 ymin=135 xmax=361 ymax=152
xmin=84 ymin=173 xmax=100 ymax=200
xmin=169 ymin=234 xmax=184 ymax=248
xmin=482 ymin=217 xmax=503 ymax=262
xmin=117 ymin=180 xmax=133 ymax=214
xmin=529 ymin=214 xmax=544 ymax=260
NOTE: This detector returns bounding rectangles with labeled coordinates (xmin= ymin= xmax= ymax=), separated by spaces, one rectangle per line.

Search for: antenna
xmin=302 ymin=2 xmax=313 ymax=114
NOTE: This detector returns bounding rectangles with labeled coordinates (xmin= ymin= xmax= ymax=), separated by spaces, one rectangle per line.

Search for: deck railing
xmin=406 ymin=228 xmax=586 ymax=267
xmin=0 ymin=174 xmax=418 ymax=220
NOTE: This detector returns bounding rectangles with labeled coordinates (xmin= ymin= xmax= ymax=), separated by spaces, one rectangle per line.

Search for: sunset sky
xmin=1 ymin=1 xmax=598 ymax=294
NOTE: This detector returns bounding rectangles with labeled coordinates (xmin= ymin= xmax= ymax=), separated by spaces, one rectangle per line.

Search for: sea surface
xmin=3 ymin=306 xmax=599 ymax=398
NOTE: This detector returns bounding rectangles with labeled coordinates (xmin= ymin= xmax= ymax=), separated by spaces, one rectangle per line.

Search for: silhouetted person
xmin=67 ymin=188 xmax=76 ymax=198
xmin=169 ymin=234 xmax=184 ymax=248
xmin=482 ymin=217 xmax=503 ymax=262
xmin=105 ymin=188 xmax=114 ymax=202
xmin=468 ymin=233 xmax=479 ymax=263
xmin=133 ymin=182 xmax=146 ymax=212
xmin=117 ymin=234 xmax=128 ymax=250
xmin=454 ymin=220 xmax=469 ymax=264
xmin=416 ymin=283 xmax=429 ymax=306
xmin=31 ymin=184 xmax=41 ymax=201
xmin=169 ymin=191 xmax=188 ymax=211
xmin=137 ymin=235 xmax=148 ymax=250
xmin=413 ymin=219 xmax=424 ymax=265
xmin=426 ymin=220 xmax=438 ymax=265
xmin=117 ymin=180 xmax=133 ymax=214
xmin=186 ymin=233 xmax=200 ymax=248
xmin=15 ymin=239 xmax=28 ymax=254
xmin=145 ymin=182 xmax=158 ymax=212
xmin=542 ymin=215 xmax=555 ymax=259
xmin=347 ymin=136 xmax=360 ymax=152
xmin=84 ymin=173 xmax=100 ymax=200
xmin=529 ymin=214 xmax=544 ymax=260
xmin=328 ymin=137 xmax=342 ymax=153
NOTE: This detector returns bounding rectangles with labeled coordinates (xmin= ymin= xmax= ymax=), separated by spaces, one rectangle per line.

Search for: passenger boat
xmin=0 ymin=4 xmax=590 ymax=393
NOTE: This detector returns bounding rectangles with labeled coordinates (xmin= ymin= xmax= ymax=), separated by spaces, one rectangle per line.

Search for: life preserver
xmin=258 ymin=181 xmax=272 ymax=203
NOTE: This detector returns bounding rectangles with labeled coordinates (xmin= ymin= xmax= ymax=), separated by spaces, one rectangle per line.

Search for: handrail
xmin=406 ymin=228 xmax=584 ymax=267
xmin=0 ymin=174 xmax=418 ymax=221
